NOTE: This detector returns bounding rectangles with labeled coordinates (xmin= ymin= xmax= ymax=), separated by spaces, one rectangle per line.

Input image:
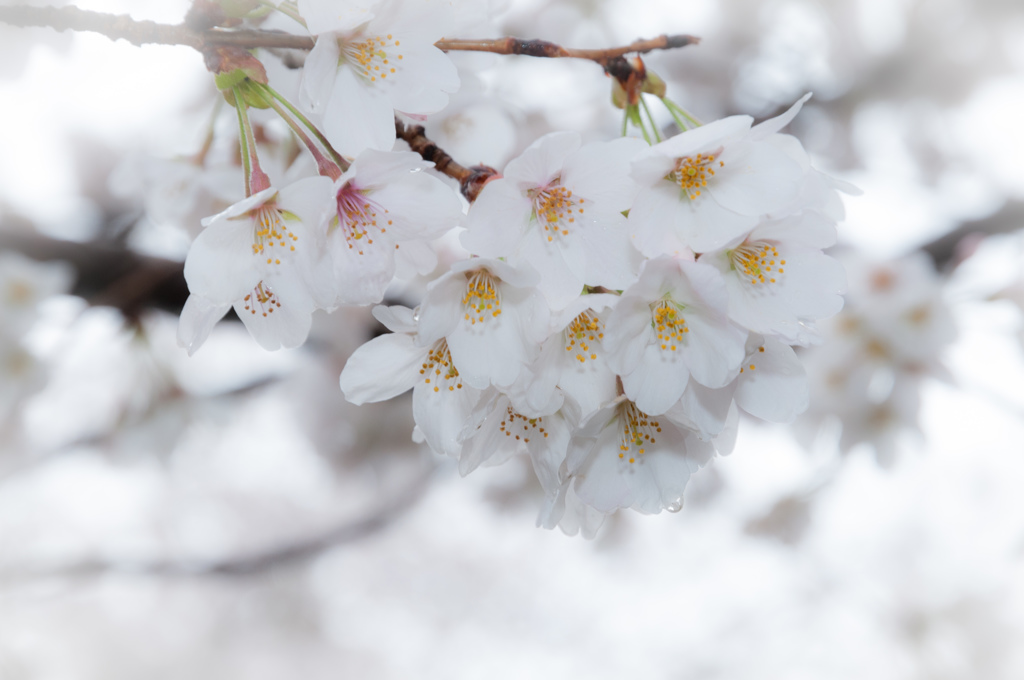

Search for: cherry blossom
xmin=416 ymin=258 xmax=551 ymax=390
xmin=564 ymin=395 xmax=718 ymax=514
xmin=181 ymin=177 xmax=332 ymax=352
xmin=518 ymin=293 xmax=619 ymax=418
xmin=462 ymin=132 xmax=646 ymax=308
xmin=299 ymin=0 xmax=460 ymax=156
xmin=604 ymin=256 xmax=747 ymax=416
xmin=317 ymin=148 xmax=464 ymax=307
xmin=700 ymin=210 xmax=846 ymax=344
xmin=339 ymin=304 xmax=493 ymax=459
xmin=628 ymin=94 xmax=811 ymax=255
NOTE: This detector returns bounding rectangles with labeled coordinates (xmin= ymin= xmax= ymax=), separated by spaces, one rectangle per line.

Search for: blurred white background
xmin=2 ymin=0 xmax=1024 ymax=678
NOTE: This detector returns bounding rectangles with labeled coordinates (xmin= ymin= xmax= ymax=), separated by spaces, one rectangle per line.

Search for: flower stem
xmin=662 ymin=97 xmax=691 ymax=132
xmin=232 ymin=85 xmax=270 ymax=195
xmin=231 ymin=88 xmax=252 ymax=196
xmin=663 ymin=97 xmax=702 ymax=128
xmin=260 ymin=82 xmax=349 ymax=172
xmin=247 ymin=81 xmax=342 ymax=180
xmin=640 ymin=95 xmax=662 ymax=143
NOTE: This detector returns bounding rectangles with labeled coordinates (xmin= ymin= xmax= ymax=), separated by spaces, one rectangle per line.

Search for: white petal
xmin=299 ymin=35 xmax=340 ymax=113
xmin=372 ymin=304 xmax=417 ymax=333
xmin=340 ymin=332 xmax=427 ymax=404
xmin=503 ymin=131 xmax=581 ymax=186
xmin=462 ymin=179 xmax=532 ymax=257
xmin=234 ymin=287 xmax=313 ymax=351
xmin=177 ymin=294 xmax=230 ymax=356
xmin=746 ymin=93 xmax=812 ymax=141
xmin=711 ymin=140 xmax=803 ymax=217
xmin=561 ymin=136 xmax=647 ymax=211
xmin=388 ymin=45 xmax=460 ymax=114
xmin=184 ymin=218 xmax=263 ymax=304
xmin=323 ymin=67 xmax=397 ymax=156
xmin=735 ymin=337 xmax=809 ymax=422
xmin=620 ymin=342 xmax=691 ymax=415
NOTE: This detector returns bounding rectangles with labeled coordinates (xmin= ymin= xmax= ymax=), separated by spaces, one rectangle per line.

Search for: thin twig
xmin=436 ymin=34 xmax=700 ymax=63
xmin=394 ymin=119 xmax=497 ymax=202
xmin=0 ymin=5 xmax=696 ymax=62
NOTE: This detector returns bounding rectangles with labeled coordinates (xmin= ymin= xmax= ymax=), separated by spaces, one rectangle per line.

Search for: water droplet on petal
xmin=666 ymin=499 xmax=683 ymax=513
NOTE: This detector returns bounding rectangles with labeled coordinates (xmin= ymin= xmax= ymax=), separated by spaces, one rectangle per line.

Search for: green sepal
xmin=627 ymin=104 xmax=643 ymax=128
xmin=611 ymin=78 xmax=628 ymax=110
xmin=239 ymin=82 xmax=272 ymax=109
xmin=215 ymin=68 xmax=250 ymax=92
xmin=642 ymin=70 xmax=667 ymax=98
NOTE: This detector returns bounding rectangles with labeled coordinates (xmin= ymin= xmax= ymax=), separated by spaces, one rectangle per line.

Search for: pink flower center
xmin=334 ymin=182 xmax=390 ymax=255
xmin=251 ymin=205 xmax=299 ymax=266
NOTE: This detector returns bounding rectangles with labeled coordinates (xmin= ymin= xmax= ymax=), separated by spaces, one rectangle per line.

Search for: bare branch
xmin=436 ymin=34 xmax=700 ymax=63
xmin=394 ymin=119 xmax=498 ymax=202
xmin=0 ymin=5 xmax=695 ymax=62
xmin=0 ymin=463 xmax=436 ymax=580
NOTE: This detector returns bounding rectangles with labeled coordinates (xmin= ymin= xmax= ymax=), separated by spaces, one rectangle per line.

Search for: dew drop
xmin=666 ymin=499 xmax=683 ymax=513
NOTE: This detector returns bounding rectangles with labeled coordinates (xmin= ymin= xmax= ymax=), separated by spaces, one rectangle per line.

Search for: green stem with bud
xmin=246 ymin=81 xmax=342 ymax=180
xmin=231 ymin=84 xmax=270 ymax=195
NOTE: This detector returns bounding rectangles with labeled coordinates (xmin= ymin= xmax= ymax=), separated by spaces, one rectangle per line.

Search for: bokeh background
xmin=2 ymin=0 xmax=1024 ymax=678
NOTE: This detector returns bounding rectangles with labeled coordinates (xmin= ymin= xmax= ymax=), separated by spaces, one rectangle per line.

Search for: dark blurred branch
xmin=0 ymin=228 xmax=188 ymax=317
xmin=919 ymin=200 xmax=1024 ymax=269
xmin=1 ymin=463 xmax=435 ymax=580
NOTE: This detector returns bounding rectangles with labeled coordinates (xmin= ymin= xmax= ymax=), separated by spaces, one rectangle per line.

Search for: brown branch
xmin=436 ymin=34 xmax=700 ymax=64
xmin=0 ymin=5 xmax=695 ymax=61
xmin=395 ymin=119 xmax=497 ymax=203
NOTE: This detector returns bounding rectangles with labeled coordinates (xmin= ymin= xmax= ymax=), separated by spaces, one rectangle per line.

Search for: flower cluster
xmin=339 ymin=98 xmax=850 ymax=536
xmin=797 ymin=252 xmax=955 ymax=466
xmin=175 ymin=0 xmax=851 ymax=536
